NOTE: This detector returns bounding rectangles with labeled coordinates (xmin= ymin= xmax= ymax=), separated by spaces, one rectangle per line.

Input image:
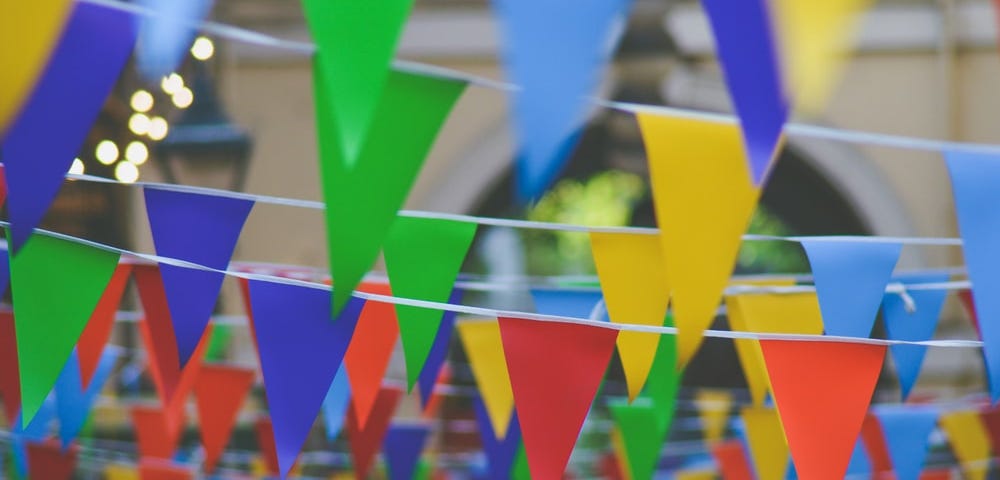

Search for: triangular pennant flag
xmin=609 ymin=398 xmax=664 ymax=480
xmin=104 ymin=463 xmax=139 ymax=480
xmin=920 ymin=469 xmax=952 ymax=480
xmin=313 ymin=60 xmax=466 ymax=317
xmin=498 ymin=316 xmax=618 ymax=479
xmin=0 ymin=245 xmax=9 ymax=300
xmin=77 ymin=264 xmax=131 ymax=385
xmin=347 ymin=386 xmax=404 ymax=480
xmin=254 ymin=417 xmax=283 ymax=477
xmin=859 ymin=413 xmax=893 ymax=477
xmin=345 ymin=283 xmax=398 ymax=430
xmin=248 ymin=279 xmax=362 ymax=478
xmin=302 ymin=0 xmax=415 ymax=161
xmin=0 ymin=312 xmax=21 ymax=423
xmin=979 ymin=406 xmax=1000 ymax=457
xmin=135 ymin=0 xmax=214 ymax=80
xmin=726 ymin=292 xmax=823 ymax=406
xmin=384 ymin=216 xmax=476 ymax=390
xmin=945 ymin=151 xmax=1000 ymax=401
xmin=421 ymin=365 xmax=450 ymax=421
xmin=473 ymin=397 xmax=521 ymax=480
xmin=702 ymin=0 xmax=788 ymax=184
xmin=194 ymin=364 xmax=256 ymax=473
xmin=25 ymin=440 xmax=77 ymax=480
xmin=696 ymin=389 xmax=732 ymax=445
xmin=55 ymin=348 xmax=119 ymax=447
xmin=676 ymin=470 xmax=715 ymax=480
xmin=9 ymin=233 xmax=120 ymax=423
xmin=1 ymin=3 xmax=136 ymax=251
xmin=384 ymin=423 xmax=432 ymax=480
xmin=637 ymin=113 xmax=759 ymax=366
xmin=494 ymin=0 xmax=631 ymax=201
xmin=144 ymin=188 xmax=254 ymax=365
xmin=940 ymin=410 xmax=991 ymax=480
xmin=741 ymin=406 xmax=789 ymax=480
xmin=512 ymin=442 xmax=531 ymax=480
xmin=132 ymin=405 xmax=187 ymax=460
xmin=323 ymin=364 xmax=352 ymax=441
xmin=640 ymin=314 xmax=682 ymax=437
xmin=711 ymin=440 xmax=755 ymax=480
xmin=882 ymin=274 xmax=949 ymax=400
xmin=607 ymin=428 xmax=629 ymax=480
xmin=138 ymin=460 xmax=194 ymax=480
xmin=590 ymin=232 xmax=670 ymax=402
xmin=846 ymin=438 xmax=873 ymax=479
xmin=760 ymin=340 xmax=886 ymax=480
xmin=800 ymin=240 xmax=901 ymax=338
xmin=770 ymin=0 xmax=873 ymax=113
xmin=530 ymin=289 xmax=604 ymax=319
xmin=958 ymin=290 xmax=983 ymax=337
xmin=457 ymin=320 xmax=515 ymax=439
xmin=874 ymin=406 xmax=939 ymax=480
xmin=417 ymin=290 xmax=461 ymax=408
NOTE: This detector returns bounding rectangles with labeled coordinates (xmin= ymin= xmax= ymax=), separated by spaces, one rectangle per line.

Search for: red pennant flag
xmin=132 ymin=405 xmax=187 ymax=460
xmin=139 ymin=319 xmax=212 ymax=430
xmin=347 ymin=386 xmax=404 ymax=479
xmin=254 ymin=416 xmax=283 ymax=476
xmin=421 ymin=364 xmax=450 ymax=419
xmin=237 ymin=277 xmax=262 ymax=360
xmin=345 ymin=282 xmax=399 ymax=429
xmin=195 ymin=364 xmax=256 ymax=473
xmin=138 ymin=460 xmax=194 ymax=480
xmin=979 ymin=406 xmax=1000 ymax=454
xmin=0 ymin=311 xmax=21 ymax=423
xmin=135 ymin=264 xmax=184 ymax=399
xmin=958 ymin=290 xmax=983 ymax=338
xmin=860 ymin=413 xmax=893 ymax=477
xmin=78 ymin=263 xmax=131 ymax=385
xmin=920 ymin=468 xmax=953 ymax=480
xmin=711 ymin=440 xmax=755 ymax=480
xmin=498 ymin=317 xmax=618 ymax=479
xmin=26 ymin=440 xmax=77 ymax=480
xmin=0 ymin=165 xmax=7 ymax=208
xmin=760 ymin=340 xmax=886 ymax=480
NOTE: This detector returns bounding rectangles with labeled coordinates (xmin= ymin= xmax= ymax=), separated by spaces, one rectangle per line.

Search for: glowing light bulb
xmin=130 ymin=90 xmax=154 ymax=112
xmin=115 ymin=161 xmax=139 ymax=184
xmin=160 ymin=73 xmax=183 ymax=95
xmin=172 ymin=87 xmax=193 ymax=109
xmin=69 ymin=158 xmax=85 ymax=175
xmin=148 ymin=116 xmax=168 ymax=141
xmin=125 ymin=141 xmax=149 ymax=165
xmin=129 ymin=113 xmax=151 ymax=135
xmin=191 ymin=36 xmax=215 ymax=61
xmin=95 ymin=140 xmax=119 ymax=165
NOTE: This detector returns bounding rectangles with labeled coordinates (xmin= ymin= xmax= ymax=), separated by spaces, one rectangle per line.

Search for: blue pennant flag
xmin=55 ymin=348 xmax=119 ymax=447
xmin=530 ymin=288 xmax=604 ymax=320
xmin=473 ymin=397 xmax=521 ymax=480
xmin=384 ymin=423 xmax=432 ymax=480
xmin=416 ymin=289 xmax=462 ymax=407
xmin=145 ymin=188 xmax=254 ymax=366
xmin=801 ymin=240 xmax=901 ymax=338
xmin=248 ymin=279 xmax=362 ymax=478
xmin=322 ymin=364 xmax=351 ymax=441
xmin=874 ymin=406 xmax=938 ymax=480
xmin=882 ymin=274 xmax=949 ymax=400
xmin=846 ymin=438 xmax=872 ymax=478
xmin=1 ymin=3 xmax=137 ymax=252
xmin=136 ymin=0 xmax=215 ymax=80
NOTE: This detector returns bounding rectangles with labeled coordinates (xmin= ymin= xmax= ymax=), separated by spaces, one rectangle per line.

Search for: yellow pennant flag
xmin=610 ymin=427 xmax=633 ymax=480
xmin=637 ymin=113 xmax=760 ymax=366
xmin=741 ymin=406 xmax=789 ymax=480
xmin=940 ymin=410 xmax=991 ymax=480
xmin=0 ymin=2 xmax=74 ymax=135
xmin=771 ymin=0 xmax=873 ymax=114
xmin=675 ymin=469 xmax=716 ymax=480
xmin=103 ymin=464 xmax=139 ymax=480
xmin=457 ymin=320 xmax=514 ymax=438
xmin=726 ymin=291 xmax=823 ymax=406
xmin=591 ymin=232 xmax=671 ymax=401
xmin=695 ymin=389 xmax=733 ymax=445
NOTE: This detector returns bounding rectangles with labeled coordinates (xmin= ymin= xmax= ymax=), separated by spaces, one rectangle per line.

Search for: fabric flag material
xmin=138 ymin=461 xmax=194 ymax=480
xmin=696 ymin=389 xmax=733 ymax=445
xmin=859 ymin=413 xmax=892 ymax=477
xmin=136 ymin=0 xmax=214 ymax=80
xmin=145 ymin=187 xmax=254 ymax=365
xmin=609 ymin=398 xmax=664 ymax=480
xmin=9 ymin=233 xmax=120 ymax=423
xmin=347 ymin=387 xmax=404 ymax=480
xmin=416 ymin=290 xmax=462 ymax=407
xmin=25 ymin=441 xmax=77 ymax=480
xmin=979 ymin=406 xmax=1000 ymax=457
xmin=740 ymin=406 xmax=789 ymax=480
xmin=846 ymin=438 xmax=873 ymax=478
xmin=249 ymin=279 xmax=362 ymax=478
xmin=135 ymin=264 xmax=186 ymax=401
xmin=676 ymin=470 xmax=715 ymax=480
xmin=132 ymin=405 xmax=186 ymax=459
xmin=313 ymin=61 xmax=466 ymax=317
xmin=54 ymin=349 xmax=119 ymax=447
xmin=590 ymin=232 xmax=670 ymax=400
xmin=874 ymin=406 xmax=938 ymax=480
xmin=104 ymin=464 xmax=139 ymax=480
xmin=323 ymin=364 xmax=352 ymax=441
xmin=726 ymin=292 xmax=823 ymax=406
xmin=302 ymin=0 xmax=415 ymax=161
xmin=194 ymin=364 xmax=256 ymax=473
xmin=0 ymin=245 xmax=9 ymax=301
xmin=77 ymin=264 xmax=131 ymax=385
xmin=760 ymin=340 xmax=885 ymax=480
xmin=1 ymin=3 xmax=136 ymax=251
xmin=712 ymin=440 xmax=755 ymax=480
xmin=702 ymin=0 xmax=787 ymax=184
xmin=637 ymin=114 xmax=759 ymax=366
xmin=940 ymin=410 xmax=991 ymax=480
xmin=254 ymin=417 xmax=284 ymax=476
xmin=345 ymin=283 xmax=399 ymax=430
xmin=494 ymin=0 xmax=631 ymax=201
xmin=0 ymin=312 xmax=21 ymax=423
xmin=640 ymin=314 xmax=682 ymax=436
xmin=800 ymin=240 xmax=901 ymax=338
xmin=457 ymin=320 xmax=515 ymax=438
xmin=882 ymin=274 xmax=949 ymax=400
xmin=473 ymin=397 xmax=521 ymax=480
xmin=384 ymin=424 xmax=432 ymax=480
xmin=139 ymin=319 xmax=212 ymax=430
xmin=530 ymin=288 xmax=604 ymax=319
xmin=945 ymin=151 xmax=1000 ymax=401
xmin=498 ymin=316 xmax=618 ymax=479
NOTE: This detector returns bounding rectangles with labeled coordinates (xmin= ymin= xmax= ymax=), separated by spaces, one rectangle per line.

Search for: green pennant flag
xmin=513 ymin=442 xmax=531 ymax=480
xmin=640 ymin=313 xmax=682 ymax=437
xmin=313 ymin=60 xmax=466 ymax=318
xmin=9 ymin=234 xmax=119 ymax=423
xmin=610 ymin=398 xmax=665 ymax=480
xmin=384 ymin=216 xmax=477 ymax=389
xmin=302 ymin=0 xmax=415 ymax=161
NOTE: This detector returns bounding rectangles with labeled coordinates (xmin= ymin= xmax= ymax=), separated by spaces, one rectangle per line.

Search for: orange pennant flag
xmin=457 ymin=320 xmax=515 ymax=438
xmin=347 ymin=386 xmax=404 ymax=479
xmin=77 ymin=264 xmax=132 ymax=385
xmin=695 ymin=389 xmax=732 ymax=445
xmin=740 ymin=406 xmax=789 ymax=480
xmin=711 ymin=440 xmax=755 ymax=480
xmin=760 ymin=340 xmax=885 ymax=480
xmin=26 ymin=440 xmax=78 ymax=480
xmin=345 ymin=282 xmax=399 ymax=430
xmin=254 ymin=416 xmax=285 ymax=476
xmin=859 ymin=413 xmax=893 ymax=477
xmin=637 ymin=113 xmax=759 ymax=366
xmin=940 ymin=410 xmax=991 ymax=480
xmin=498 ymin=316 xmax=618 ymax=479
xmin=194 ymin=364 xmax=256 ymax=473
xmin=590 ymin=232 xmax=670 ymax=401
xmin=138 ymin=460 xmax=194 ymax=480
xmin=132 ymin=405 xmax=187 ymax=460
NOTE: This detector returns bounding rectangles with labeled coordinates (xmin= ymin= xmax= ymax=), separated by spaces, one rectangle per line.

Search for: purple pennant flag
xmin=416 ymin=289 xmax=462 ymax=407
xmin=136 ymin=0 xmax=215 ymax=80
xmin=473 ymin=397 xmax=521 ymax=480
xmin=702 ymin=0 xmax=788 ymax=185
xmin=55 ymin=348 xmax=120 ymax=448
xmin=1 ymin=3 xmax=137 ymax=252
xmin=248 ymin=279 xmax=362 ymax=478
xmin=144 ymin=188 xmax=254 ymax=366
xmin=383 ymin=423 xmax=432 ymax=480
xmin=0 ymin=245 xmax=9 ymax=298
